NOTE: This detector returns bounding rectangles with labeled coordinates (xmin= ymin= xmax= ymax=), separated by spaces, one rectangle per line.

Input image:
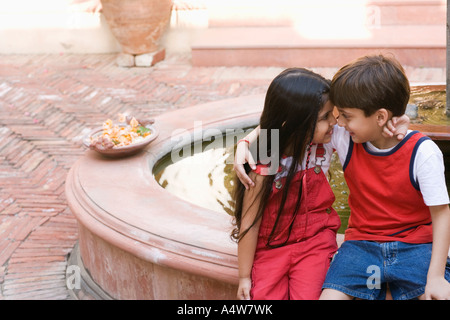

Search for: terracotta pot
xmin=100 ymin=0 xmax=173 ymax=55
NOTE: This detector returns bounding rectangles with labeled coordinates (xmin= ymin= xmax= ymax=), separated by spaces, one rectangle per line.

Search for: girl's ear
xmin=375 ymin=108 xmax=390 ymax=127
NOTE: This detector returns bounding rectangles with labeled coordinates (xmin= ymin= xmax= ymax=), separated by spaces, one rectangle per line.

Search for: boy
xmin=234 ymin=55 xmax=450 ymax=300
xmin=319 ymin=55 xmax=450 ymax=300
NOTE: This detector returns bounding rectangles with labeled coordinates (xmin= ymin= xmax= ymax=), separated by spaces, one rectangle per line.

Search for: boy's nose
xmin=332 ymin=107 xmax=341 ymax=126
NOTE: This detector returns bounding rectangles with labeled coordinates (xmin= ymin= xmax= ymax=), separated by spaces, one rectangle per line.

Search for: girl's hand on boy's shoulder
xmin=382 ymin=114 xmax=410 ymax=140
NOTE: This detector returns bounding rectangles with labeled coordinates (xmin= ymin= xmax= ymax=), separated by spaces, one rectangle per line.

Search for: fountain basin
xmin=66 ymin=89 xmax=449 ymax=300
xmin=66 ymin=95 xmax=267 ymax=299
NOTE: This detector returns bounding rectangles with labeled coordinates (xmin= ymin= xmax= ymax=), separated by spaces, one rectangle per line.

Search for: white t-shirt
xmin=330 ymin=125 xmax=449 ymax=207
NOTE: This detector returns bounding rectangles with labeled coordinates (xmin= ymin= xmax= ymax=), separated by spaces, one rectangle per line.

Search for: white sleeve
xmin=414 ymin=140 xmax=449 ymax=206
xmin=331 ymin=125 xmax=350 ymax=167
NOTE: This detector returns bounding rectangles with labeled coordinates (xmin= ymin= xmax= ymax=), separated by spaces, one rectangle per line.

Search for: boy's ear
xmin=375 ymin=108 xmax=390 ymax=127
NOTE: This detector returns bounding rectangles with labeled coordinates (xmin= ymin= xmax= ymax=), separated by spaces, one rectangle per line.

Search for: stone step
xmin=191 ymin=25 xmax=445 ymax=68
xmin=203 ymin=0 xmax=445 ymax=28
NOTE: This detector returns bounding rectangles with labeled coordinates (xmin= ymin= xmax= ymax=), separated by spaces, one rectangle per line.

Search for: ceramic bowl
xmin=83 ymin=124 xmax=158 ymax=158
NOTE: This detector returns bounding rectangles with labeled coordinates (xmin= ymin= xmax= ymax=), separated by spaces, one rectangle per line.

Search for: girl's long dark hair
xmin=231 ymin=68 xmax=330 ymax=247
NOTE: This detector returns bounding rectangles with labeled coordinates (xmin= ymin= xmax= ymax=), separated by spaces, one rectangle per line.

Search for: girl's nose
xmin=330 ymin=115 xmax=337 ymax=126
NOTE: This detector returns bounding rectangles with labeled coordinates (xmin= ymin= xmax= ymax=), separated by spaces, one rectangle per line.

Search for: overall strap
xmin=315 ymin=143 xmax=325 ymax=158
xmin=314 ymin=143 xmax=326 ymax=174
xmin=306 ymin=143 xmax=325 ymax=169
xmin=270 ymin=144 xmax=313 ymax=245
xmin=270 ymin=143 xmax=327 ymax=244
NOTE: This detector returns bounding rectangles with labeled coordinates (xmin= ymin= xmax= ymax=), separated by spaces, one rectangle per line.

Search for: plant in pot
xmin=100 ymin=0 xmax=173 ymax=67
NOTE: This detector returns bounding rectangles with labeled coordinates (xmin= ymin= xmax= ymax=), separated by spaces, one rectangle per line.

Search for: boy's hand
xmin=382 ymin=114 xmax=410 ymax=140
xmin=424 ymin=276 xmax=450 ymax=300
xmin=237 ymin=277 xmax=252 ymax=300
xmin=234 ymin=141 xmax=256 ymax=189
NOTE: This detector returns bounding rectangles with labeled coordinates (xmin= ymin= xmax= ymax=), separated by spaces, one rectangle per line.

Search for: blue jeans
xmin=322 ymin=240 xmax=450 ymax=300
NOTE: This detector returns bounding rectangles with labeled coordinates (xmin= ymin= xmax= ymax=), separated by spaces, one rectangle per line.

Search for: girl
xmin=231 ymin=68 xmax=341 ymax=300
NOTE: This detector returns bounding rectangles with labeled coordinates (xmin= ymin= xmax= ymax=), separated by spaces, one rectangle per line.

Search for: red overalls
xmin=251 ymin=145 xmax=341 ymax=300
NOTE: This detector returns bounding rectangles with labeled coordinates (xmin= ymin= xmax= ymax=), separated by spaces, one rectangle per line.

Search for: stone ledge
xmin=191 ymin=26 xmax=445 ymax=68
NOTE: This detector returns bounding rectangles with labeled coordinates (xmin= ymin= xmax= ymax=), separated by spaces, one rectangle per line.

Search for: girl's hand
xmin=234 ymin=140 xmax=256 ymax=189
xmin=237 ymin=277 xmax=252 ymax=300
xmin=382 ymin=114 xmax=410 ymax=140
xmin=423 ymin=276 xmax=450 ymax=300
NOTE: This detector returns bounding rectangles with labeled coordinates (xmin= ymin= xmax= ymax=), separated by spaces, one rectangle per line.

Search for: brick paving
xmin=0 ymin=52 xmax=445 ymax=300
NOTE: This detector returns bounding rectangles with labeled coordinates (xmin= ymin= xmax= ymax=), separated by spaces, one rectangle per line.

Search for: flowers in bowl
xmin=85 ymin=114 xmax=157 ymax=157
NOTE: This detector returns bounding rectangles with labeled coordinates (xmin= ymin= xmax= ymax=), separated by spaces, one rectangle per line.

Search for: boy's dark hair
xmin=330 ymin=54 xmax=410 ymax=117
